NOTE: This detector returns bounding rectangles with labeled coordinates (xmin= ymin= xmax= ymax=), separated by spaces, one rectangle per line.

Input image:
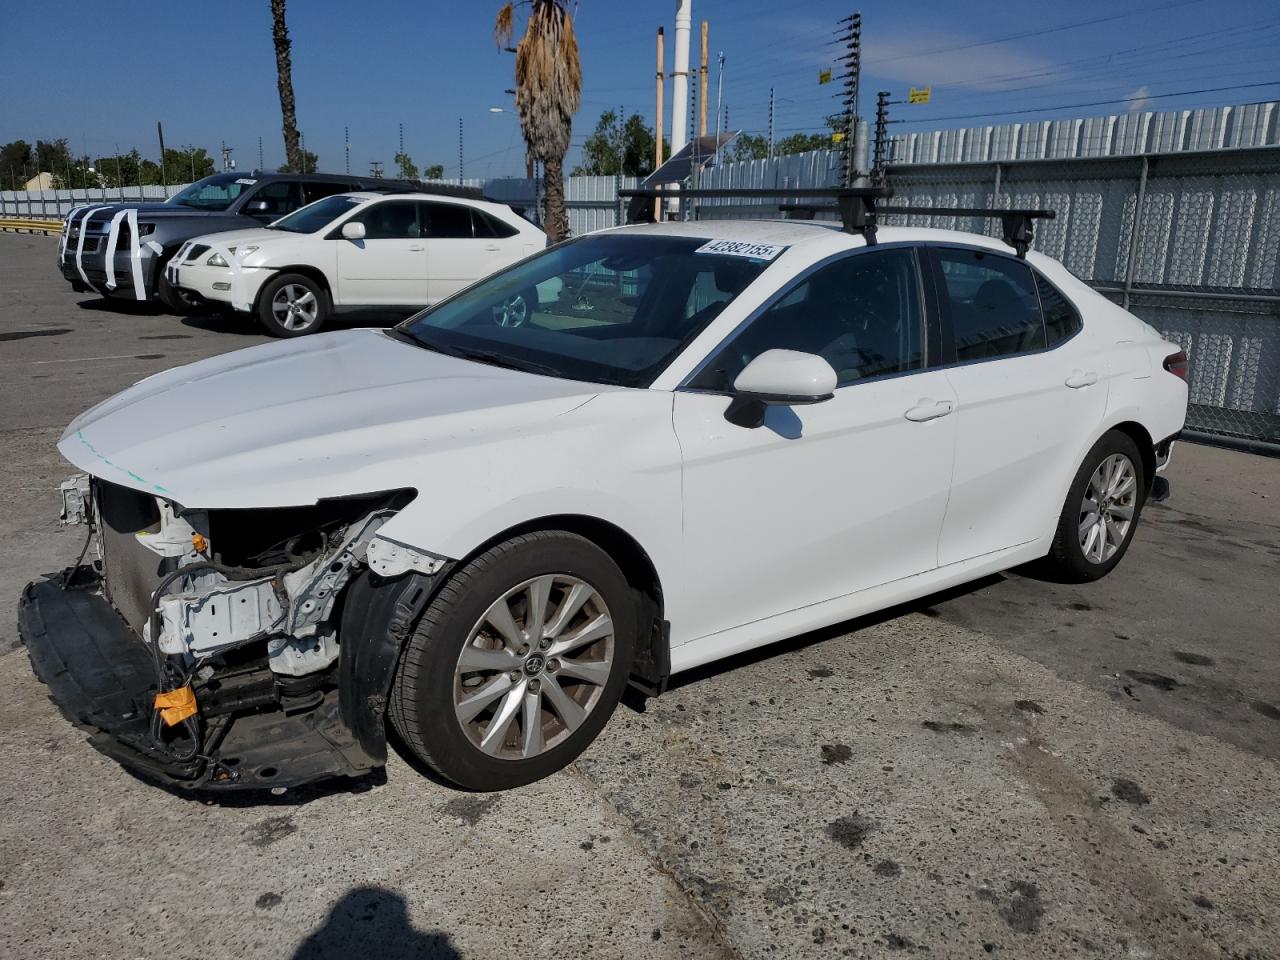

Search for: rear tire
xmin=256 ymin=273 xmax=329 ymax=337
xmin=1044 ymin=430 xmax=1147 ymax=582
xmin=389 ymin=531 xmax=635 ymax=791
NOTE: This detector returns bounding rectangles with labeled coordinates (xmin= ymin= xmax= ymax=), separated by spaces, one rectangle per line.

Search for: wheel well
xmin=1108 ymin=421 xmax=1156 ymax=490
xmin=466 ymin=515 xmax=669 ymax=693
xmin=256 ymin=265 xmax=332 ymax=311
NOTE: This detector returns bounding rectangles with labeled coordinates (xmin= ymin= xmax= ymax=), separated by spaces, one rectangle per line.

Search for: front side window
xmin=398 ymin=234 xmax=770 ymax=388
xmin=691 ymin=247 xmax=924 ymax=391
xmin=167 ymin=174 xmax=255 ymax=211
xmin=354 ymin=200 xmax=420 ymax=239
xmin=422 ymin=202 xmax=474 ymax=239
xmin=270 ymin=195 xmax=362 ymax=233
xmin=936 ymin=248 xmax=1044 ymax=361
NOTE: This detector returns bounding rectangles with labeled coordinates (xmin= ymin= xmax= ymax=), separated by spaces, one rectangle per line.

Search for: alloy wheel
xmin=494 ymin=293 xmax=528 ymax=327
xmin=453 ymin=574 xmax=614 ymax=760
xmin=272 ymin=284 xmax=319 ymax=331
xmin=1079 ymin=453 xmax=1137 ymax=564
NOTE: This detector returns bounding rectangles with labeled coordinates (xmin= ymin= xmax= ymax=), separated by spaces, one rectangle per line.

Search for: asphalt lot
xmin=1 ymin=231 xmax=1278 ymax=960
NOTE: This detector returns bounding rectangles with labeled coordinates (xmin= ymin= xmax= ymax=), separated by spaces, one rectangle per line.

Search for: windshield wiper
xmin=453 ymin=347 xmax=561 ymax=378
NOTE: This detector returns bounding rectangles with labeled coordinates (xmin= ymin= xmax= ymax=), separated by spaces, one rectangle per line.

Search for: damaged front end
xmin=19 ymin=477 xmax=448 ymax=791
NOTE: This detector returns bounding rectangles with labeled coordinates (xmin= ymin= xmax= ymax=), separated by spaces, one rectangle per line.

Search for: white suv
xmin=167 ymin=191 xmax=546 ymax=336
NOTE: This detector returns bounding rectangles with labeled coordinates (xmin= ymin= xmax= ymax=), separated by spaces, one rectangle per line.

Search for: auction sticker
xmin=695 ymin=238 xmax=786 ymax=261
xmin=235 ymin=178 xmax=259 ymax=185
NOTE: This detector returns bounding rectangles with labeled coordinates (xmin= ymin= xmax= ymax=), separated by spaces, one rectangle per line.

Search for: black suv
xmin=57 ymin=172 xmax=456 ymax=311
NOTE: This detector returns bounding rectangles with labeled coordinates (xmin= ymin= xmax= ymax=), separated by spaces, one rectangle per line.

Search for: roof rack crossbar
xmin=777 ymin=202 xmax=1055 ymax=257
xmin=618 ymin=186 xmax=893 ymax=245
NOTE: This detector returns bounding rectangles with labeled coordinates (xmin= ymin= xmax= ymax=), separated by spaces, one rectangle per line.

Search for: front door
xmin=672 ymin=247 xmax=958 ymax=645
xmin=334 ymin=199 xmax=428 ymax=305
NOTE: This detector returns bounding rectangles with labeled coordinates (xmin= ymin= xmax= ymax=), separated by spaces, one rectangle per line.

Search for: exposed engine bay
xmin=26 ymin=475 xmax=449 ymax=790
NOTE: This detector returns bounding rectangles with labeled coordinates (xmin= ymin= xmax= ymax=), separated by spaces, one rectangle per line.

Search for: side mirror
xmin=724 ymin=349 xmax=837 ymax=428
xmin=246 ymin=200 xmax=270 ymax=213
xmin=341 ymin=221 xmax=367 ymax=240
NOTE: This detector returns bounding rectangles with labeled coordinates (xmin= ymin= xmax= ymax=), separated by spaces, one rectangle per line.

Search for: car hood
xmin=73 ymin=202 xmax=242 ymax=220
xmin=60 ymin=329 xmax=615 ymax=509
xmin=186 ymin=227 xmax=281 ymax=249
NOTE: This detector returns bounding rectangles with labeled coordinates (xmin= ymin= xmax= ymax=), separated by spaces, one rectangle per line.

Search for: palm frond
xmin=493 ymin=3 xmax=515 ymax=48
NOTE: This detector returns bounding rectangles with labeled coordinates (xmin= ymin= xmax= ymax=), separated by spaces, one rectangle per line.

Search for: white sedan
xmin=23 ymin=215 xmax=1188 ymax=793
xmin=166 ymin=191 xmax=546 ymax=336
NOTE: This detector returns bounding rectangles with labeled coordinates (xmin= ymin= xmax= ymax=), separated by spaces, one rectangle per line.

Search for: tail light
xmin=1163 ymin=350 xmax=1189 ymax=380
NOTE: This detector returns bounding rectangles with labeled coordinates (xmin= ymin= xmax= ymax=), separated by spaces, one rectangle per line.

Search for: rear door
xmin=333 ymin=199 xmax=428 ymax=305
xmin=421 ymin=201 xmax=488 ymax=301
xmin=928 ymin=245 xmax=1107 ymax=565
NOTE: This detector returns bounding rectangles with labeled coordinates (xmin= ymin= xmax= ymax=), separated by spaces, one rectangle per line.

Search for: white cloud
xmin=861 ymin=32 xmax=1062 ymax=92
xmin=1125 ymin=85 xmax=1152 ymax=112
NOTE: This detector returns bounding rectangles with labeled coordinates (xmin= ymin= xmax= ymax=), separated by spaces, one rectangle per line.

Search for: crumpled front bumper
xmin=18 ymin=569 xmax=380 ymax=792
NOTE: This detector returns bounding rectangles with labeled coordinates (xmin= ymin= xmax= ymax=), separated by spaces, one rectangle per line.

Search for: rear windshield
xmin=399 ymin=233 xmax=774 ymax=388
xmin=167 ymin=174 xmax=258 ymax=211
xmin=269 ymin=195 xmax=363 ymax=233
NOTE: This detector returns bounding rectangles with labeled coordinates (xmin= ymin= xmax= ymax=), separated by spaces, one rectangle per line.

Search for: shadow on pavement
xmin=291 ymin=886 xmax=461 ymax=960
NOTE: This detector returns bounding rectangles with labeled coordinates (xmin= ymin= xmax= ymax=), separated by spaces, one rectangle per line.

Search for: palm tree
xmin=494 ymin=1 xmax=581 ymax=242
xmin=271 ymin=0 xmax=303 ymax=173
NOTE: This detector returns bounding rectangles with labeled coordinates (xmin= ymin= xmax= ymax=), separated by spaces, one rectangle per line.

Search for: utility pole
xmin=370 ymin=161 xmax=384 ymax=178
xmin=615 ymin=103 xmax=624 ymax=226
xmin=836 ymin=12 xmax=862 ymax=186
xmin=344 ymin=127 xmax=350 ymax=174
xmin=655 ymin=27 xmax=665 ymax=221
xmin=714 ymin=51 xmax=724 ymax=164
xmin=699 ymin=21 xmax=709 ymax=138
xmin=670 ymin=0 xmax=692 ymax=158
xmin=458 ymin=118 xmax=463 ymax=184
xmin=873 ymin=90 xmax=890 ymax=180
xmin=299 ymin=132 xmax=307 ymax=172
xmin=221 ymin=141 xmax=234 ymax=172
xmin=157 ymin=121 xmax=168 ymax=189
xmin=258 ymin=136 xmax=264 ymax=173
xmin=768 ymin=87 xmax=775 ymax=159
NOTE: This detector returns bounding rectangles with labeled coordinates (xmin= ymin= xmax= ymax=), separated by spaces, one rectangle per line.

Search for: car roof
xmin=604 ymin=218 xmax=1020 ymax=257
xmin=342 ymin=191 xmax=527 ymax=218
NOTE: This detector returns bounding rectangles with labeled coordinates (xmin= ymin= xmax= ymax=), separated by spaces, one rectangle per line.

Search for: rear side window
xmin=472 ymin=209 xmax=519 ymax=239
xmin=1035 ymin=273 xmax=1082 ymax=345
xmin=936 ymin=248 xmax=1044 ymax=361
xmin=421 ymin=202 xmax=474 ymax=239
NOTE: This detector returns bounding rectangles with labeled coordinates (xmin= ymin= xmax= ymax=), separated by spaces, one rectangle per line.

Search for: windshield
xmin=167 ymin=174 xmax=258 ymax=211
xmin=399 ymin=233 xmax=774 ymax=388
xmin=269 ymin=195 xmax=363 ymax=233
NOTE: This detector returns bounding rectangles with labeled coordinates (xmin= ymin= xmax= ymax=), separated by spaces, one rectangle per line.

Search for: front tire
xmin=1044 ymin=430 xmax=1147 ymax=582
xmin=389 ymin=531 xmax=635 ymax=791
xmin=155 ymin=257 xmax=200 ymax=314
xmin=256 ymin=273 xmax=329 ymax=337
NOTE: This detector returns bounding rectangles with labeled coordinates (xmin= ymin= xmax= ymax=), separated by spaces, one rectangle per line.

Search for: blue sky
xmin=2 ymin=0 xmax=1277 ymax=180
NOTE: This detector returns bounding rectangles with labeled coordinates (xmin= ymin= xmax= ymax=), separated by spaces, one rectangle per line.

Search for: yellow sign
xmin=818 ymin=68 xmax=833 ymax=85
xmin=908 ymin=86 xmax=932 ymax=105
xmin=830 ymin=130 xmax=846 ymax=143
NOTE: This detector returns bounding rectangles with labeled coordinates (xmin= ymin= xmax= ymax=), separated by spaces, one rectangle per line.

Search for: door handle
xmin=1065 ymin=370 xmax=1098 ymax=389
xmin=408 ymin=244 xmax=424 ymax=252
xmin=904 ymin=399 xmax=954 ymax=422
xmin=484 ymin=244 xmax=501 ymax=252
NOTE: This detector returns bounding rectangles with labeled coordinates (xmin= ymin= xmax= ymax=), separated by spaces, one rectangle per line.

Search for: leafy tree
xmin=494 ymin=0 xmax=580 ymax=240
xmin=271 ymin=0 xmax=303 ymax=173
xmin=1 ymin=140 xmax=34 ymax=189
xmin=161 ymin=146 xmax=216 ymax=183
xmin=277 ymin=148 xmax=318 ymax=173
xmin=573 ymin=110 xmax=667 ymax=177
xmin=394 ymin=152 xmax=419 ymax=180
xmin=423 ymin=163 xmax=445 ymax=180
